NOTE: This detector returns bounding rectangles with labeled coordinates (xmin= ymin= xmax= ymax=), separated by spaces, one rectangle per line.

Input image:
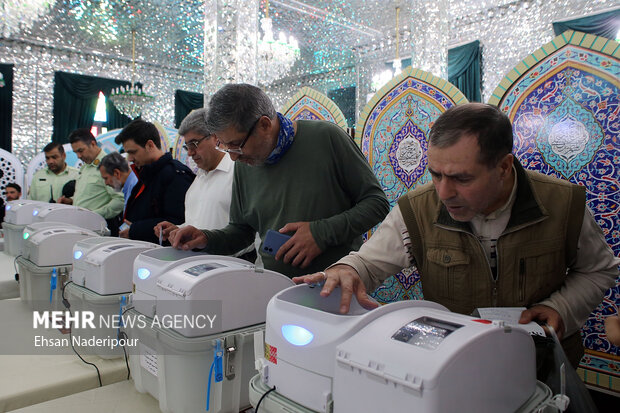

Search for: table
xmin=10 ymin=380 xmax=160 ymax=413
xmin=0 ymin=300 xmax=129 ymax=412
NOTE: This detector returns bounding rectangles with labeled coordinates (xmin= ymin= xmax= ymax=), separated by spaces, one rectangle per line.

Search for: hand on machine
xmin=169 ymin=225 xmax=208 ymax=250
xmin=153 ymin=221 xmax=178 ymax=242
xmin=293 ymin=264 xmax=378 ymax=314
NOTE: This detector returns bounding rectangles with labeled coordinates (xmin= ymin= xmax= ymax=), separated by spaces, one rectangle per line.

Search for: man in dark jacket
xmin=115 ymin=119 xmax=194 ymax=244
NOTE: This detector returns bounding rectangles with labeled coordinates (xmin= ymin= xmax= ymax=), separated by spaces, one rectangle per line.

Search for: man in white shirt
xmin=154 ymin=108 xmax=254 ymax=259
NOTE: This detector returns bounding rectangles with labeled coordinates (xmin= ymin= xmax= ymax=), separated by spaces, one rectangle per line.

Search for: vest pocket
xmin=424 ymin=248 xmax=471 ymax=303
xmin=517 ymin=245 xmax=565 ymax=305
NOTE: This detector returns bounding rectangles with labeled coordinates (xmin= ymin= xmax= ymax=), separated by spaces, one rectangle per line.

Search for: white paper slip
xmin=476 ymin=307 xmax=546 ymax=336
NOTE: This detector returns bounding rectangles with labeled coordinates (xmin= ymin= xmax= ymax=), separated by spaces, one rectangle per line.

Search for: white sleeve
xmin=539 ymin=209 xmax=619 ymax=336
xmin=333 ymin=206 xmax=413 ymax=292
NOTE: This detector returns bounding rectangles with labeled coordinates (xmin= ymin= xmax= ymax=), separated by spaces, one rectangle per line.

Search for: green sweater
xmin=203 ymin=120 xmax=389 ymax=277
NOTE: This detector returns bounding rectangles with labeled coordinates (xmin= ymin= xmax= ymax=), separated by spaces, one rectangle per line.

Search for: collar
xmin=197 ymin=153 xmax=233 ymax=177
xmin=46 ymin=166 xmax=70 ymax=175
xmin=473 ymin=164 xmax=517 ymax=221
xmin=435 ymin=158 xmax=546 ymax=232
xmin=89 ymin=149 xmax=105 ymax=166
xmin=136 ymin=152 xmax=173 ymax=181
xmin=81 ymin=149 xmax=104 ymax=169
xmin=504 ymin=158 xmax=548 ymax=230
xmin=264 ymin=113 xmax=295 ymax=165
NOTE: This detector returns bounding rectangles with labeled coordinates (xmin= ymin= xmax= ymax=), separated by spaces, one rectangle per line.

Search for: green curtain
xmin=553 ymin=9 xmax=620 ymax=39
xmin=174 ymin=89 xmax=204 ymax=128
xmin=52 ymin=72 xmax=133 ymax=143
xmin=448 ymin=40 xmax=481 ymax=103
xmin=0 ymin=64 xmax=13 ymax=151
xmin=328 ymin=86 xmax=356 ymax=128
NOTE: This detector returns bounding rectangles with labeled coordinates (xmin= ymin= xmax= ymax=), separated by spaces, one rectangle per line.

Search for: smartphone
xmin=262 ymin=229 xmax=291 ymax=256
xmin=119 ymin=222 xmax=130 ymax=231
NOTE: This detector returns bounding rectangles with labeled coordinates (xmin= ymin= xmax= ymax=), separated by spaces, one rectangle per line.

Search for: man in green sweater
xmin=170 ymin=84 xmax=389 ymax=278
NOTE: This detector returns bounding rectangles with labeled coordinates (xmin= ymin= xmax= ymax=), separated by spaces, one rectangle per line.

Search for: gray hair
xmin=429 ymin=103 xmax=513 ymax=167
xmin=206 ymin=83 xmax=276 ymax=133
xmin=178 ymin=108 xmax=212 ymax=137
xmin=99 ymin=151 xmax=130 ymax=174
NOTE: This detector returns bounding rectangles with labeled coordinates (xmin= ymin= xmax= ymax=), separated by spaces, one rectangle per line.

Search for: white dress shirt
xmin=184 ymin=153 xmax=234 ymax=229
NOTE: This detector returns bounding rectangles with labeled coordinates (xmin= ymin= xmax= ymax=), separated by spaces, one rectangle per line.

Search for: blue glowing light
xmin=137 ymin=268 xmax=151 ymax=280
xmin=282 ymin=324 xmax=314 ymax=346
xmin=23 ymin=232 xmax=30 ymax=240
xmin=5 ymin=205 xmax=10 ymax=211
xmin=74 ymin=250 xmax=83 ymax=260
xmin=32 ymin=210 xmax=39 ymax=216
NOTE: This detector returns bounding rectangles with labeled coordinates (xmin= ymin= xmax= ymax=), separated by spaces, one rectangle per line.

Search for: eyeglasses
xmin=182 ymin=135 xmax=211 ymax=152
xmin=215 ymin=115 xmax=264 ymax=155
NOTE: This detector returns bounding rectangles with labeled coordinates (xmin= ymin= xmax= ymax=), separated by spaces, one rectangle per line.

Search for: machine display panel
xmin=392 ymin=317 xmax=463 ymax=350
xmin=105 ymin=244 xmax=132 ymax=251
xmin=184 ymin=263 xmax=224 ymax=277
xmin=145 ymin=248 xmax=200 ymax=261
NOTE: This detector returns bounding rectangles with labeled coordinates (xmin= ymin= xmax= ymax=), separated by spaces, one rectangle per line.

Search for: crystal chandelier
xmin=369 ymin=5 xmax=403 ymax=99
xmin=256 ymin=0 xmax=300 ymax=85
xmin=392 ymin=6 xmax=402 ymax=76
xmin=0 ymin=0 xmax=56 ymax=38
xmin=109 ymin=29 xmax=154 ymax=119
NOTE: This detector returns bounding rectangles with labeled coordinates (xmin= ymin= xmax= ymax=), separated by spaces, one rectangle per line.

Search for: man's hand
xmin=605 ymin=315 xmax=620 ymax=346
xmin=292 ymin=264 xmax=378 ymax=314
xmin=276 ymin=222 xmax=322 ymax=268
xmin=169 ymin=225 xmax=207 ymax=250
xmin=119 ymin=219 xmax=131 ymax=238
xmin=57 ymin=196 xmax=73 ymax=205
xmin=519 ymin=305 xmax=565 ymax=340
xmin=154 ymin=221 xmax=178 ymax=241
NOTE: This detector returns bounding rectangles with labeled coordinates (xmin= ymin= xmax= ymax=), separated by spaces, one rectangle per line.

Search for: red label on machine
xmin=265 ymin=342 xmax=277 ymax=364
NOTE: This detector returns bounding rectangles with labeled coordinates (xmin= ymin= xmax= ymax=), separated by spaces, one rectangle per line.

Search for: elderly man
xmin=59 ymin=129 xmax=125 ymax=233
xmin=153 ymin=108 xmax=254 ymax=259
xmin=115 ymin=119 xmax=194 ymax=243
xmin=99 ymin=151 xmax=138 ymax=211
xmin=29 ymin=142 xmax=78 ymax=202
xmin=295 ymin=103 xmax=618 ymax=366
xmin=170 ymin=83 xmax=389 ymax=278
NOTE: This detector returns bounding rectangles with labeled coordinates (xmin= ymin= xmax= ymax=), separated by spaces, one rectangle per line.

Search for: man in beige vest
xmin=295 ymin=103 xmax=618 ymax=366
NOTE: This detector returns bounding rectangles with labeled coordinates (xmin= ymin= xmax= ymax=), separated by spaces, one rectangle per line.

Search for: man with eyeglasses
xmin=153 ymin=108 xmax=255 ymax=261
xmin=114 ymin=119 xmax=194 ymax=243
xmin=170 ymin=83 xmax=389 ymax=278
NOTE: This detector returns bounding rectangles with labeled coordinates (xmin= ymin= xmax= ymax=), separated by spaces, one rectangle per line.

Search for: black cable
xmin=61 ymin=281 xmax=103 ymax=387
xmin=118 ymin=331 xmax=131 ymax=380
xmin=255 ymin=385 xmax=276 ymax=412
xmin=13 ymin=254 xmax=21 ymax=281
xmin=121 ymin=306 xmax=134 ymax=316
xmin=119 ymin=305 xmax=135 ymax=380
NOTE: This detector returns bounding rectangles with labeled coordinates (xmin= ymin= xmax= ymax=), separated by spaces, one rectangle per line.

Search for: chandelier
xmin=392 ymin=6 xmax=402 ymax=75
xmin=369 ymin=5 xmax=403 ymax=98
xmin=256 ymin=0 xmax=300 ymax=85
xmin=1 ymin=0 xmax=56 ymax=38
xmin=109 ymin=29 xmax=154 ymax=119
